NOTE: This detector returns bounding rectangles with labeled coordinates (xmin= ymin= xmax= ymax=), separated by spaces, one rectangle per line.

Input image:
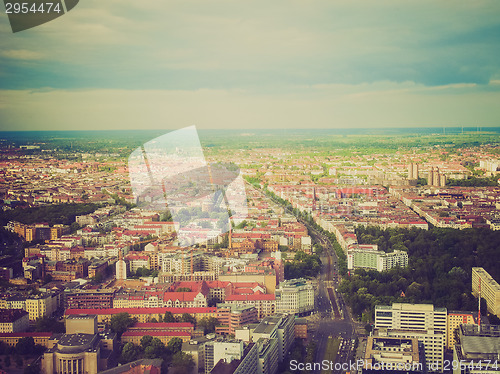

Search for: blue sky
xmin=1 ymin=0 xmax=500 ymax=130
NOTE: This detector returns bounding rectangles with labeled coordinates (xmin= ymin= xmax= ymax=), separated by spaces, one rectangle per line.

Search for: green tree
xmin=110 ymin=313 xmax=136 ymax=337
xmin=144 ymin=337 xmax=165 ymax=359
xmin=180 ymin=313 xmax=197 ymax=325
xmin=34 ymin=317 xmax=65 ymax=333
xmin=16 ymin=336 xmax=35 ymax=355
xmin=167 ymin=337 xmax=183 ymax=355
xmin=140 ymin=335 xmax=153 ymax=349
xmin=197 ymin=317 xmax=220 ymax=334
xmin=169 ymin=352 xmax=195 ymax=374
xmin=120 ymin=342 xmax=142 ymax=364
xmin=163 ymin=311 xmax=176 ymax=322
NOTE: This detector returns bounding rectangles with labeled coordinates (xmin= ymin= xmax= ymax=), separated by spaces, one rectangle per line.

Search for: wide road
xmin=254 ymin=185 xmax=359 ymax=372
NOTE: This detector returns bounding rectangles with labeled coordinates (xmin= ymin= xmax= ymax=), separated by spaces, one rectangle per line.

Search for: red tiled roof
xmin=225 ymin=294 xmax=275 ymax=301
xmin=131 ymin=322 xmax=193 ymax=328
xmin=65 ymin=307 xmax=216 ymax=315
xmin=122 ymin=331 xmax=191 ymax=337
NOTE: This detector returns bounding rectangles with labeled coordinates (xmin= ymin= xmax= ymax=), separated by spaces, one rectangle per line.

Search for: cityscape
xmin=0 ymin=129 xmax=499 ymax=374
xmin=2 ymin=1 xmax=500 ymax=374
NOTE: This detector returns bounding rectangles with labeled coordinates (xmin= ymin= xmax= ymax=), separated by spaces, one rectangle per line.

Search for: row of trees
xmin=284 ymin=251 xmax=322 ymax=279
xmin=0 ymin=202 xmax=100 ymax=227
xmin=446 ymin=175 xmax=499 ymax=187
xmin=110 ymin=312 xmax=220 ymax=335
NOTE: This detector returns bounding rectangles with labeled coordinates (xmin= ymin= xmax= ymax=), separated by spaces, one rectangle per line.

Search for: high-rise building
xmin=375 ymin=303 xmax=447 ymax=372
xmin=408 ymin=163 xmax=419 ymax=180
xmin=472 ymin=267 xmax=500 ymax=318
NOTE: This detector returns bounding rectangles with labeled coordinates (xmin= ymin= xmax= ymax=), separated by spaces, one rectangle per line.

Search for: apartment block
xmin=216 ymin=304 xmax=258 ymax=335
xmin=347 ymin=247 xmax=408 ymax=272
xmin=472 ymin=267 xmax=500 ymax=318
xmin=0 ymin=309 xmax=29 ymax=333
xmin=375 ymin=303 xmax=447 ymax=372
xmin=446 ymin=311 xmax=477 ymax=350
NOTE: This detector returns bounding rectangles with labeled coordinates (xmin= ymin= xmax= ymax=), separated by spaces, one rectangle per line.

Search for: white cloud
xmin=1 ymin=49 xmax=44 ymax=60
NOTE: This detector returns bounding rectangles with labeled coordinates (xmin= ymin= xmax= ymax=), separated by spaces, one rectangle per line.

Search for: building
xmin=224 ymin=293 xmax=276 ymax=319
xmin=216 ymin=304 xmax=258 ymax=335
xmin=98 ymin=359 xmax=163 ymax=374
xmin=294 ymin=318 xmax=308 ymax=340
xmin=25 ymin=293 xmax=59 ymax=322
xmin=121 ymin=330 xmax=191 ymax=346
xmin=252 ymin=314 xmax=295 ymax=363
xmin=275 ymin=278 xmax=314 ymax=315
xmin=41 ymin=315 xmax=104 ymax=374
xmin=0 ymin=309 xmax=29 ymax=333
xmin=375 ymin=303 xmax=447 ymax=372
xmin=347 ymin=248 xmax=408 ymax=272
xmin=408 ymin=163 xmax=419 ymax=181
xmin=66 ymin=289 xmax=116 ymax=310
xmin=362 ymin=336 xmax=425 ymax=373
xmin=472 ymin=267 xmax=500 ymax=318
xmin=453 ymin=324 xmax=500 ymax=374
xmin=256 ymin=338 xmax=279 ymax=374
xmin=446 ymin=311 xmax=477 ymax=350
xmin=0 ymin=332 xmax=53 ymax=347
xmin=210 ymin=342 xmax=259 ymax=374
xmin=205 ymin=339 xmax=245 ymax=374
xmin=65 ymin=307 xmax=217 ymax=330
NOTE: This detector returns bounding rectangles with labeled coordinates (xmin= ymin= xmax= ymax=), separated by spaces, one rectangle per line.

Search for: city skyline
xmin=1 ymin=1 xmax=500 ymax=131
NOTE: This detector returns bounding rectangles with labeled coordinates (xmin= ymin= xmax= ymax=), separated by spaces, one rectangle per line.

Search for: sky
xmin=1 ymin=0 xmax=500 ymax=131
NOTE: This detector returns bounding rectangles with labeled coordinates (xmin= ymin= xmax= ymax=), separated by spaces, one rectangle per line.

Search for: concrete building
xmin=204 ymin=339 xmax=245 ymax=374
xmin=41 ymin=315 xmax=102 ymax=374
xmin=275 ymin=278 xmax=314 ymax=315
xmin=453 ymin=324 xmax=500 ymax=374
xmin=347 ymin=248 xmax=408 ymax=272
xmin=216 ymin=304 xmax=258 ymax=335
xmin=209 ymin=342 xmax=259 ymax=374
xmin=446 ymin=311 xmax=477 ymax=350
xmin=375 ymin=303 xmax=447 ymax=372
xmin=472 ymin=267 xmax=500 ymax=318
xmin=408 ymin=163 xmax=419 ymax=180
xmin=252 ymin=314 xmax=295 ymax=363
xmin=0 ymin=309 xmax=29 ymax=333
xmin=362 ymin=336 xmax=425 ymax=373
xmin=25 ymin=293 xmax=59 ymax=322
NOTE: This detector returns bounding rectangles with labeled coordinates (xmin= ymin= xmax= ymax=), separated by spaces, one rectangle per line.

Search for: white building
xmin=347 ymin=247 xmax=408 ymax=272
xmin=375 ymin=303 xmax=447 ymax=372
xmin=275 ymin=278 xmax=314 ymax=315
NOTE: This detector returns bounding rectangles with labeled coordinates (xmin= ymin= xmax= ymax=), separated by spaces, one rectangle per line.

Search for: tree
xmin=163 ymin=311 xmax=176 ymax=322
xmin=167 ymin=337 xmax=183 ymax=355
xmin=140 ymin=335 xmax=153 ymax=349
xmin=176 ymin=287 xmax=191 ymax=292
xmin=16 ymin=336 xmax=35 ymax=355
xmin=35 ymin=317 xmax=65 ymax=333
xmin=110 ymin=313 xmax=136 ymax=337
xmin=197 ymin=317 xmax=219 ymax=334
xmin=144 ymin=337 xmax=165 ymax=359
xmin=169 ymin=352 xmax=195 ymax=374
xmin=180 ymin=313 xmax=197 ymax=325
xmin=120 ymin=342 xmax=142 ymax=364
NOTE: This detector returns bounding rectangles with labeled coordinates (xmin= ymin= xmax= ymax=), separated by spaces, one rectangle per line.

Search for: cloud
xmin=1 ymin=81 xmax=499 ymax=131
xmin=1 ymin=49 xmax=44 ymax=60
